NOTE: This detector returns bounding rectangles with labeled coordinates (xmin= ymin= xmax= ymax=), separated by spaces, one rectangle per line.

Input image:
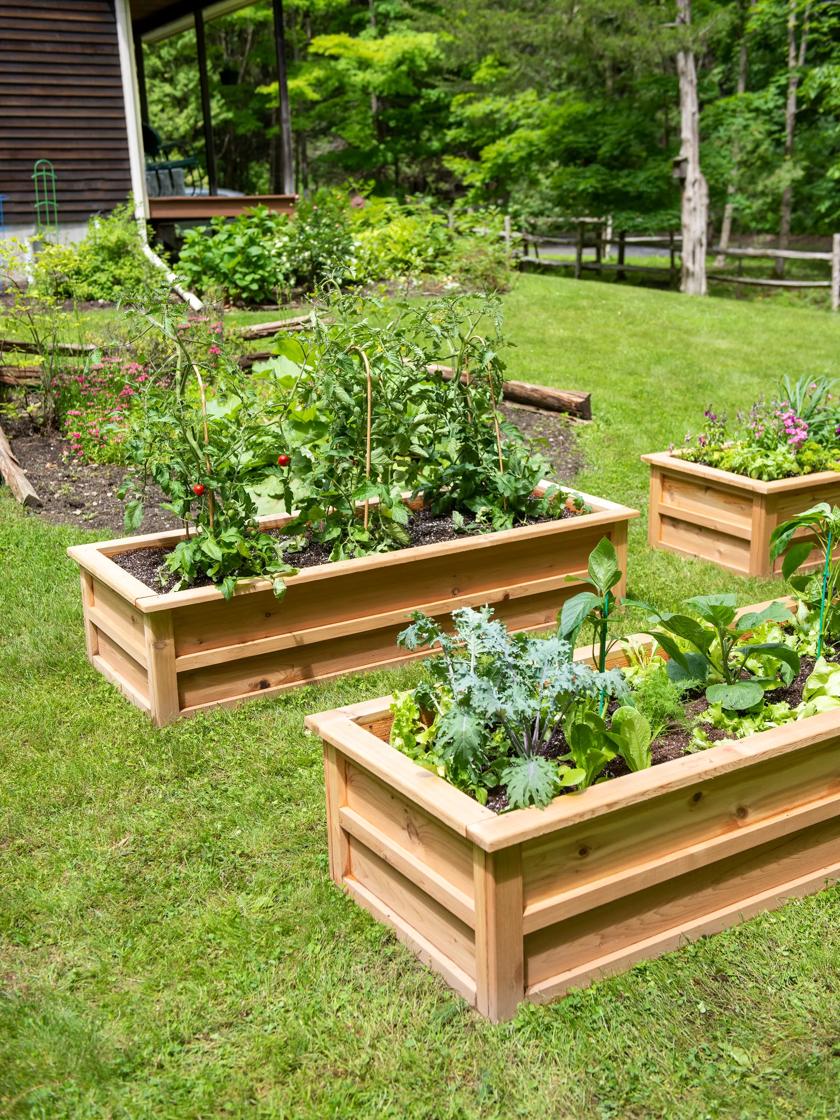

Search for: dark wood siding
xmin=0 ymin=0 xmax=132 ymax=227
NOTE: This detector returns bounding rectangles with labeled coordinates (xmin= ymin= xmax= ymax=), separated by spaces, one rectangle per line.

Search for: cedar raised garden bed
xmin=67 ymin=487 xmax=637 ymax=727
xmin=305 ymin=618 xmax=840 ymax=1022
xmin=643 ymin=451 xmax=840 ymax=577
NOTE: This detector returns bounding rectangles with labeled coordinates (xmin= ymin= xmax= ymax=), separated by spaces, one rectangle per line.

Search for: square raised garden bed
xmin=67 ymin=487 xmax=637 ymax=727
xmin=643 ymin=451 xmax=840 ymax=577
xmin=305 ymin=620 xmax=840 ymax=1022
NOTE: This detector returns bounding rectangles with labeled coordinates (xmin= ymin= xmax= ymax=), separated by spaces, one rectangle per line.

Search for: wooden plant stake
xmin=348 ymin=347 xmax=373 ymax=531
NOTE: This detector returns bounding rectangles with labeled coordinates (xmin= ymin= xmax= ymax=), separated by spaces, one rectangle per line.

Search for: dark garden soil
xmin=485 ymin=652 xmax=824 ymax=813
xmin=3 ymin=402 xmax=584 ymax=540
xmin=113 ymin=501 xmax=581 ymax=594
xmin=4 ymin=415 xmax=179 ymax=534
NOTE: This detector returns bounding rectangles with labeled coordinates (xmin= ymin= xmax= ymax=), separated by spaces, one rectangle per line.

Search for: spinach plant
xmin=631 ymin=595 xmax=798 ymax=711
xmin=395 ymin=607 xmax=626 ymax=808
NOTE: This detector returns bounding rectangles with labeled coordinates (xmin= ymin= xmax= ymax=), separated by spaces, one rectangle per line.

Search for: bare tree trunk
xmin=715 ymin=1 xmax=750 ymax=268
xmin=775 ymin=0 xmax=811 ymax=278
xmin=676 ymin=0 xmax=708 ymax=296
xmin=271 ymin=0 xmax=295 ymax=194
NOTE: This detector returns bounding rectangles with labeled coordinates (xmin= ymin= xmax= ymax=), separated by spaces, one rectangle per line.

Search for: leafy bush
xmin=274 ymin=292 xmax=569 ymax=559
xmin=119 ymin=308 xmax=295 ymax=598
xmin=176 ymin=192 xmax=513 ymax=305
xmin=32 ymin=202 xmax=156 ymax=303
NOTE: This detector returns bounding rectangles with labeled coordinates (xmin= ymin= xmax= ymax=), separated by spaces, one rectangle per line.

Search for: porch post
xmin=194 ymin=5 xmax=218 ymax=195
xmin=271 ymin=0 xmax=295 ymax=194
xmin=114 ymin=0 xmax=150 ymax=220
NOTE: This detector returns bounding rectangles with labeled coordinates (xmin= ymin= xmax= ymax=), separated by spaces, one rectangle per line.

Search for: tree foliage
xmin=143 ymin=0 xmax=840 ymax=233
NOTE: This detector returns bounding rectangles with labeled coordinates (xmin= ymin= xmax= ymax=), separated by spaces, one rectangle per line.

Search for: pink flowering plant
xmin=678 ymin=375 xmax=840 ymax=481
xmin=56 ymin=357 xmax=150 ymax=464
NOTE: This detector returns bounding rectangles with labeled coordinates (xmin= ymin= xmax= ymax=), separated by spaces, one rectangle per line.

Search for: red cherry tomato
xmin=277 ymin=454 xmax=291 ymax=467
xmin=192 ymin=483 xmax=206 ymax=496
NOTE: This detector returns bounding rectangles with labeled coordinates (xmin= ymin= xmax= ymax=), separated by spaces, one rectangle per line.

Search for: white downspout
xmin=114 ymin=0 xmax=203 ymax=312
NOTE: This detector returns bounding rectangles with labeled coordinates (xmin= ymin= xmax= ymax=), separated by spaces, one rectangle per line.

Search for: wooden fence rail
xmin=511 ymin=221 xmax=840 ymax=309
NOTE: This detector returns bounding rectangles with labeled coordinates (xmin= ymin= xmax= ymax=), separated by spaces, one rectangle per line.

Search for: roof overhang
xmin=131 ymin=0 xmax=255 ymax=43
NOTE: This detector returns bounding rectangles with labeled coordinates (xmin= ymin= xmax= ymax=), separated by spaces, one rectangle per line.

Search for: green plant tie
xmin=817 ymin=528 xmax=832 ymax=661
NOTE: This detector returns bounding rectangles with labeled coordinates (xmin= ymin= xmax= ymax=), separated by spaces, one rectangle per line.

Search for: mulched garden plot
xmin=4 ymin=415 xmax=178 ymax=534
xmin=3 ymin=402 xmax=584 ymax=538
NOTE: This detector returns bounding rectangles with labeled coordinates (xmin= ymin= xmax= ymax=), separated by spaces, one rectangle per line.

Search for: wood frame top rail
xmin=642 ymin=451 xmax=840 ymax=495
xmin=69 ymin=488 xmax=637 ymax=614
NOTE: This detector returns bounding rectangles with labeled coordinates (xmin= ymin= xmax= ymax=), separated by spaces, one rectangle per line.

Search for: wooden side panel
xmin=766 ymin=482 xmax=840 ymax=574
xmin=346 ymin=836 xmax=477 ymax=982
xmin=88 ymin=578 xmax=147 ymax=666
xmin=524 ymin=815 xmax=840 ymax=992
xmin=344 ymin=762 xmax=475 ymax=906
xmin=92 ymin=628 xmax=150 ymax=710
xmin=171 ymin=520 xmax=620 ymax=658
xmin=659 ymin=471 xmax=753 ymax=532
xmin=658 ymin=513 xmax=752 ymax=574
xmin=174 ymin=584 xmax=588 ymax=713
xmin=521 ymin=739 xmax=840 ymax=918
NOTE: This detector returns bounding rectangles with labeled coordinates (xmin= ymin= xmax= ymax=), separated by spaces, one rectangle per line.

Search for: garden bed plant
xmin=68 ymin=292 xmax=636 ymax=724
xmin=643 ymin=375 xmax=840 ymax=576
xmin=305 ymin=534 xmax=840 ymax=1020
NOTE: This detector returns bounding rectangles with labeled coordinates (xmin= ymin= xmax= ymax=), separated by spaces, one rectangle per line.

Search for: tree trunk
xmin=676 ymin=0 xmax=708 ymax=296
xmin=775 ymin=0 xmax=811 ymax=278
xmin=715 ymin=1 xmax=750 ymax=268
xmin=271 ymin=0 xmax=295 ymax=195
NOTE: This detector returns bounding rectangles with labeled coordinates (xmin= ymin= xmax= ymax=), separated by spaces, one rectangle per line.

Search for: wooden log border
xmin=305 ymin=617 xmax=840 ymax=1021
xmin=67 ymin=485 xmax=637 ymax=726
xmin=643 ymin=450 xmax=840 ymax=577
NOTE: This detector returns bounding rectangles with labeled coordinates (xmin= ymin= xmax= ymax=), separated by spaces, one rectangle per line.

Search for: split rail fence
xmin=508 ymin=219 xmax=840 ymax=310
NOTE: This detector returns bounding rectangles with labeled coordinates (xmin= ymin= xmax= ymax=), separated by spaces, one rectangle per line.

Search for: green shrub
xmin=32 ymin=202 xmax=156 ymax=302
xmin=175 ymin=191 xmax=513 ymax=306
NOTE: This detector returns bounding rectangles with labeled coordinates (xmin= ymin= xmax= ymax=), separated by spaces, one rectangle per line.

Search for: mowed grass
xmin=1 ymin=275 xmax=839 ymax=1119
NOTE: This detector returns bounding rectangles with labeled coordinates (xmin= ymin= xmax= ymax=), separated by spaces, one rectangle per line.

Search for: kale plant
xmin=396 ymin=607 xmax=626 ymax=809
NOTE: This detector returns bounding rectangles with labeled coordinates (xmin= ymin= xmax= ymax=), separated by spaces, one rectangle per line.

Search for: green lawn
xmin=2 ymin=274 xmax=839 ymax=1119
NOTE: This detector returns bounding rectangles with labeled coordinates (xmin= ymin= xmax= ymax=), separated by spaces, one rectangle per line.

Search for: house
xmin=0 ymin=0 xmax=295 ymax=241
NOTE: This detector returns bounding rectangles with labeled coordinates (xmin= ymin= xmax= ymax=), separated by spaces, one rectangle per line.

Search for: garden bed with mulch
xmin=4 ymin=403 xmax=583 ymax=537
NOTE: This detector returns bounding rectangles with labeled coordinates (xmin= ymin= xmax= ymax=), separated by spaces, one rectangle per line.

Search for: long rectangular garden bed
xmin=305 ymin=621 xmax=840 ymax=1022
xmin=67 ymin=487 xmax=637 ymax=726
xmin=642 ymin=450 xmax=840 ymax=577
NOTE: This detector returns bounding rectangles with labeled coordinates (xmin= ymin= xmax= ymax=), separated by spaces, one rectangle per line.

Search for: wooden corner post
xmin=473 ymin=845 xmax=524 ymax=1022
xmin=144 ymin=611 xmax=179 ymax=728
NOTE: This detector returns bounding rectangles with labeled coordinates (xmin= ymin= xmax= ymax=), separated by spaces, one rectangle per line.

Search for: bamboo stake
xmin=348 ymin=347 xmax=373 ymax=531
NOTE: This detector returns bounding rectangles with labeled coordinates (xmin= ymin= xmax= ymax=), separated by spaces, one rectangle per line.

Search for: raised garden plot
xmin=643 ymin=450 xmax=840 ymax=577
xmin=305 ymin=620 xmax=840 ymax=1022
xmin=68 ymin=487 xmax=636 ymax=727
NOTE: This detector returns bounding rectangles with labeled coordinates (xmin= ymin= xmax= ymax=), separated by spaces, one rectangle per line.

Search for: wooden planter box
xmin=305 ymin=622 xmax=840 ymax=1021
xmin=643 ymin=451 xmax=840 ymax=577
xmin=67 ymin=488 xmax=636 ymax=727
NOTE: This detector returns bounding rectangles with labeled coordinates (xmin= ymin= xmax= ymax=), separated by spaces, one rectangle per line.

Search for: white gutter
xmin=114 ymin=0 xmax=203 ymax=312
